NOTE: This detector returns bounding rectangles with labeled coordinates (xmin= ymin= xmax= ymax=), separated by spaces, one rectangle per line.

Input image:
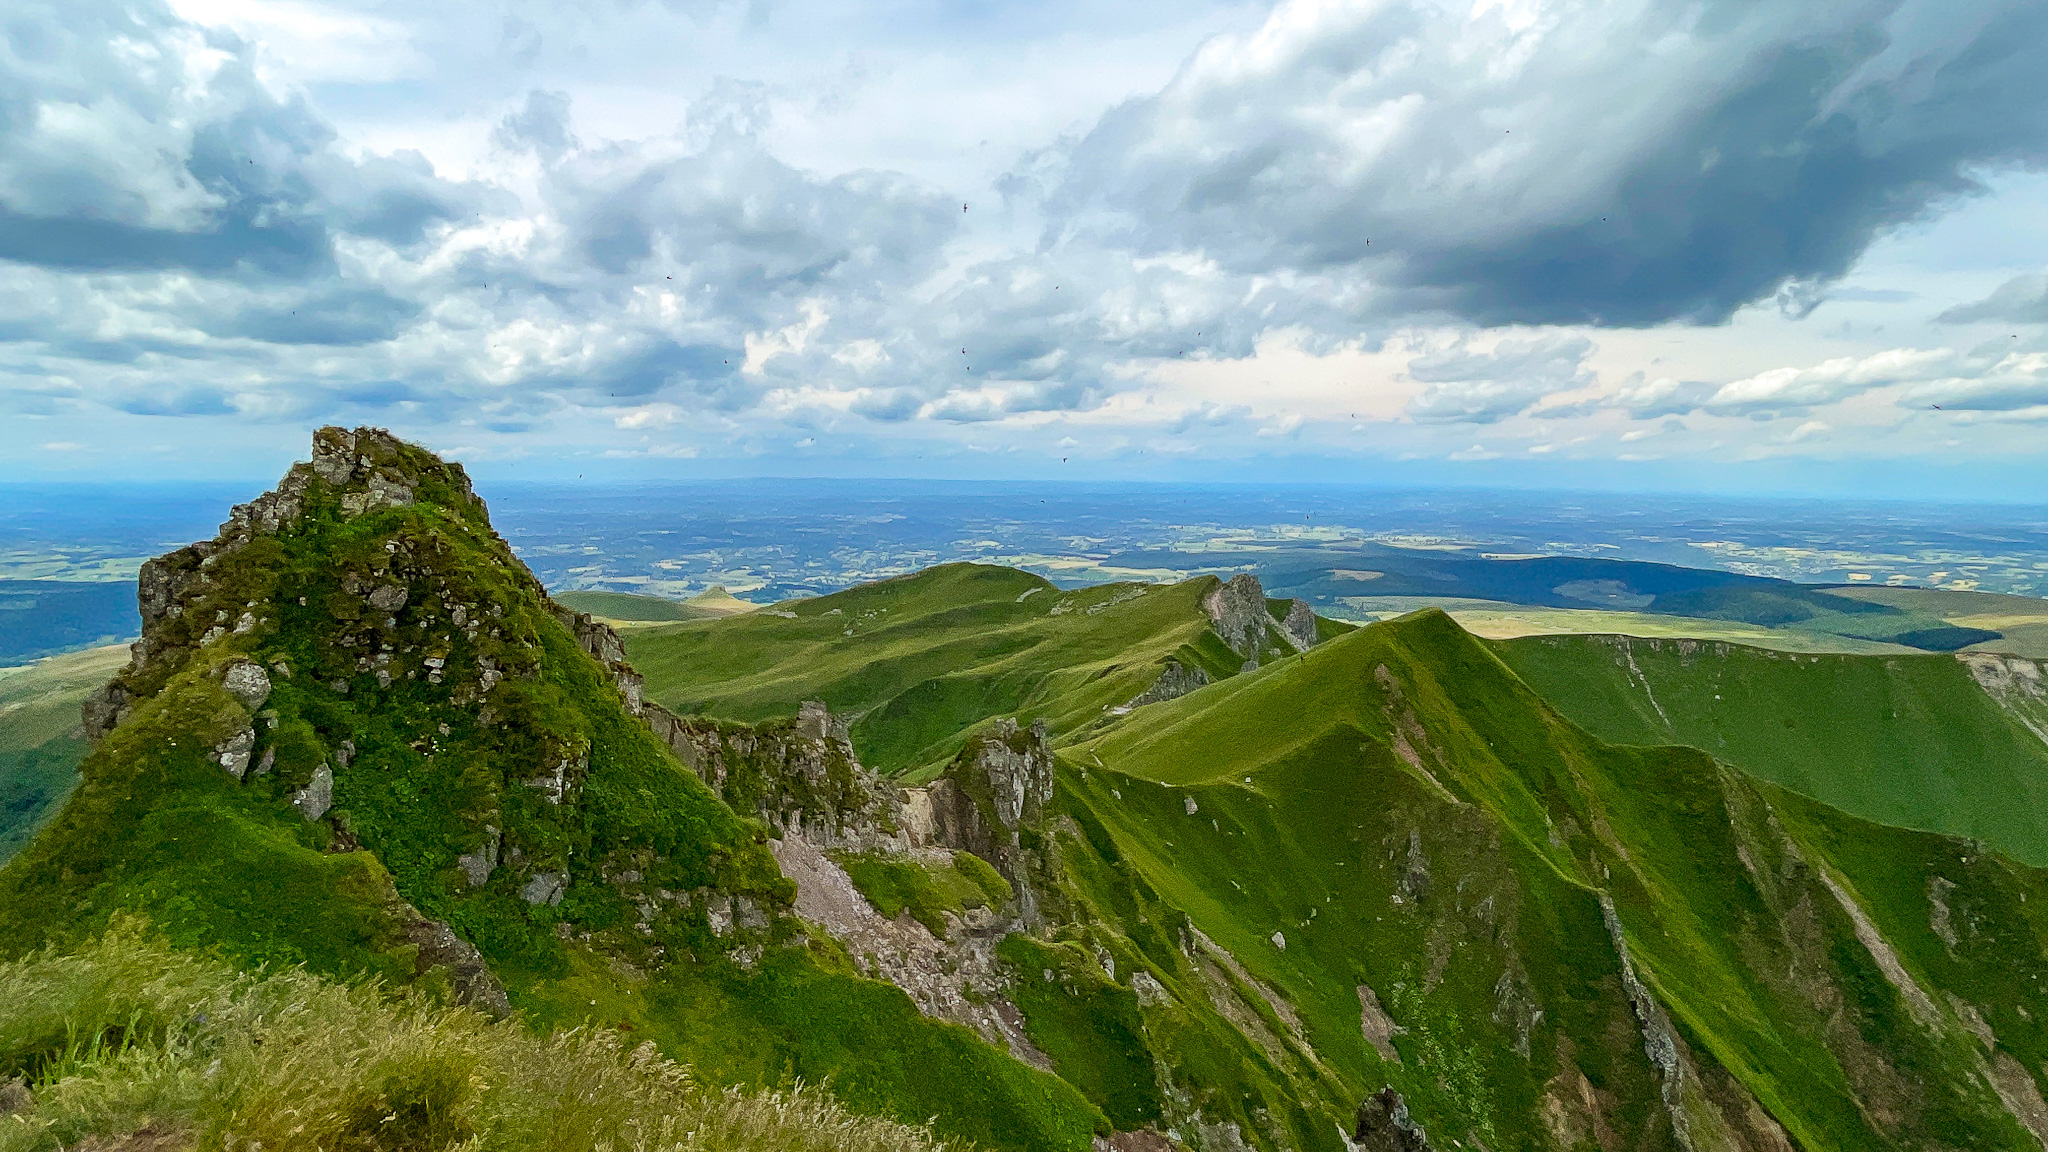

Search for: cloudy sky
xmin=4 ymin=0 xmax=2048 ymax=498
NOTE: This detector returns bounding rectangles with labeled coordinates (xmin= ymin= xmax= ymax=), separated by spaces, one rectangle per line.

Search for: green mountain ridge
xmin=1493 ymin=633 xmax=2048 ymax=866
xmin=6 ymin=428 xmax=2048 ymax=1152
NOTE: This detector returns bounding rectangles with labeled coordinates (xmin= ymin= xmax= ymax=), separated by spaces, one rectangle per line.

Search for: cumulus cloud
xmin=1701 ymin=348 xmax=1957 ymax=413
xmin=0 ymin=2 xmax=484 ymax=277
xmin=4 ymin=0 xmax=2048 ymax=475
xmin=1910 ymin=352 xmax=2048 ymax=411
xmin=1046 ymin=0 xmax=2048 ymax=326
xmin=1404 ymin=333 xmax=1592 ymax=423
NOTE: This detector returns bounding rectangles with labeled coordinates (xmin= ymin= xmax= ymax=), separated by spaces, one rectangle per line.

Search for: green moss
xmin=833 ymin=849 xmax=1012 ymax=935
xmin=998 ymin=933 xmax=1163 ymax=1131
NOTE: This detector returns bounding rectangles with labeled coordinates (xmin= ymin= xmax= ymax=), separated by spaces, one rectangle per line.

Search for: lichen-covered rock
xmin=456 ymin=826 xmax=500 ymax=887
xmin=929 ymin=717 xmax=1056 ymax=923
xmin=642 ymin=699 xmax=910 ymax=849
xmin=1280 ymin=598 xmax=1319 ymax=653
xmin=220 ymin=660 xmax=272 ymax=711
xmin=1121 ymin=659 xmax=1210 ymax=711
xmin=400 ymin=912 xmax=511 ymax=1019
xmin=213 ymin=728 xmax=256 ymax=779
xmin=521 ymin=871 xmax=567 ymax=906
xmin=1203 ymin=574 xmax=1272 ymax=662
xmin=292 ymin=765 xmax=333 ymax=821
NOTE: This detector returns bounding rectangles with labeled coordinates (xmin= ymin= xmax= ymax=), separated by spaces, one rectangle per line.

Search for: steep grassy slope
xmin=0 ymin=645 xmax=124 ymax=862
xmin=625 ymin=565 xmax=1272 ymax=776
xmin=1046 ymin=611 xmax=2048 ymax=1151
xmin=1342 ymin=595 xmax=1920 ymax=654
xmin=1493 ymin=633 xmax=2048 ymax=865
xmin=0 ymin=430 xmax=1097 ymax=1152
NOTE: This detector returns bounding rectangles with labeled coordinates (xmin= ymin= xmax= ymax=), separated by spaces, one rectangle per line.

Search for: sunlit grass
xmin=0 ymin=925 xmax=949 ymax=1152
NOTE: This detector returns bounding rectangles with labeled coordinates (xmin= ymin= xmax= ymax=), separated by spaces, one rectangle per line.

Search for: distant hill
xmin=0 ymin=579 xmax=137 ymax=664
xmin=554 ymin=587 xmax=757 ymax=623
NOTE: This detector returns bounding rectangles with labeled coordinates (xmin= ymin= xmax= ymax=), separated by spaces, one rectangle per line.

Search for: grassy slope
xmin=0 ymin=445 xmax=1095 ymax=1152
xmin=625 ymin=564 xmax=1245 ymax=776
xmin=1492 ymin=633 xmax=2048 ymax=865
xmin=1048 ymin=611 xmax=2048 ymax=1151
xmin=0 ymin=645 xmax=126 ymax=862
xmin=0 ymin=930 xmax=947 ymax=1152
xmin=553 ymin=590 xmax=717 ymax=622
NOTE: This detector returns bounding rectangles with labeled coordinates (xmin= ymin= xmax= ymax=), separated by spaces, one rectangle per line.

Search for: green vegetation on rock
xmin=0 ymin=430 xmax=1100 ymax=1152
xmin=835 ymin=849 xmax=1012 ymax=935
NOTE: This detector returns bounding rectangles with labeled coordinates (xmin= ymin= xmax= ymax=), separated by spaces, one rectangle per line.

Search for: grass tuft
xmin=0 ymin=924 xmax=948 ymax=1152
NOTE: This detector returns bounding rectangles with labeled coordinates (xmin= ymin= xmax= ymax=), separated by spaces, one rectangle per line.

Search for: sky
xmin=3 ymin=0 xmax=2048 ymax=500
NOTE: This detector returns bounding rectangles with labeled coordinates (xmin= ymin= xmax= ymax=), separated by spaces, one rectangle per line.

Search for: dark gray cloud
xmin=1940 ymin=273 xmax=2048 ymax=323
xmin=1045 ymin=0 xmax=2048 ymax=327
xmin=0 ymin=1 xmax=483 ymax=282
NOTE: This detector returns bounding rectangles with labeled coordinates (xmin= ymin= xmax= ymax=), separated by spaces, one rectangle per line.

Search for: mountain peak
xmin=220 ymin=426 xmax=484 ymax=543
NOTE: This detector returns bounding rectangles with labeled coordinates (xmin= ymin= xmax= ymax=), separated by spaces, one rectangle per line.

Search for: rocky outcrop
xmin=552 ymin=604 xmax=646 ymax=716
xmin=771 ymin=833 xmax=1048 ymax=1067
xmin=642 ymin=699 xmax=920 ymax=849
xmin=1201 ymin=575 xmax=1320 ymax=671
xmin=930 ymin=717 xmax=1056 ymax=924
xmin=399 ymin=910 xmax=511 ymax=1019
xmin=1279 ymin=599 xmax=1319 ymax=653
xmin=1353 ymin=1088 xmax=1431 ymax=1151
xmin=1203 ymin=575 xmax=1274 ymax=668
xmin=1119 ymin=659 xmax=1210 ymax=711
xmin=83 ymin=427 xmax=498 ymax=743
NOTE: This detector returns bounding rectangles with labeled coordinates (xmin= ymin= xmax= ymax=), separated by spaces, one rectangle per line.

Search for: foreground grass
xmin=0 ymin=928 xmax=948 ymax=1152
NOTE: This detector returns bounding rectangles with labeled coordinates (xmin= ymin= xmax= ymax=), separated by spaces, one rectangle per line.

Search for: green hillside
xmin=10 ymin=429 xmax=2048 ymax=1152
xmin=623 ymin=564 xmax=1281 ymax=776
xmin=0 ymin=429 xmax=1097 ymax=1152
xmin=1051 ymin=610 xmax=2048 ymax=1151
xmin=1493 ymin=633 xmax=2048 ymax=865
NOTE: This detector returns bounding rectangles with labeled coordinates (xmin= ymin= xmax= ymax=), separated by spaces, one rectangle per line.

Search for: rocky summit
xmin=6 ymin=428 xmax=2048 ymax=1152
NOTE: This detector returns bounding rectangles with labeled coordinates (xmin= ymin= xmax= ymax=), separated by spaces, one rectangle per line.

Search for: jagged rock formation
xmin=642 ymin=698 xmax=920 ymax=848
xmin=930 ymin=718 xmax=1056 ymax=920
xmin=1200 ymin=574 xmax=1319 ymax=672
xmin=1278 ymin=598 xmax=1319 ymax=653
xmin=1202 ymin=575 xmax=1274 ymax=669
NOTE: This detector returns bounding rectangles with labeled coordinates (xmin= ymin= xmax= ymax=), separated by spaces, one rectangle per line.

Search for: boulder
xmin=292 ymin=765 xmax=333 ymax=821
xmin=1354 ymin=1088 xmax=1431 ymax=1151
xmin=220 ymin=660 xmax=272 ymax=711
